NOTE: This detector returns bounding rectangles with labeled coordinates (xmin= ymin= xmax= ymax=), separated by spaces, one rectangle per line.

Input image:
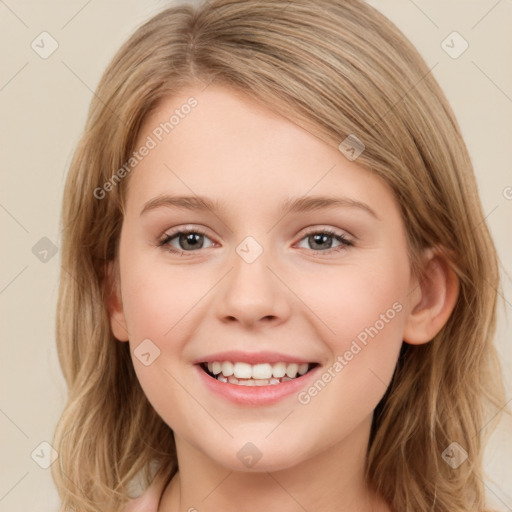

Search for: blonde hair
xmin=52 ymin=0 xmax=509 ymax=510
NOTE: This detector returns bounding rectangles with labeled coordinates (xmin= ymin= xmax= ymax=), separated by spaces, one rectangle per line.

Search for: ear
xmin=104 ymin=260 xmax=129 ymax=342
xmin=403 ymin=248 xmax=459 ymax=345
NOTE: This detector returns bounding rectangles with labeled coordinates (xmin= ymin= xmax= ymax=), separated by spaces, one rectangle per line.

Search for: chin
xmin=205 ymin=438 xmax=312 ymax=473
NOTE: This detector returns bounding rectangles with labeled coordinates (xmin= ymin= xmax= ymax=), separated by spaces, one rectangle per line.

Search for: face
xmin=109 ymin=84 xmax=419 ymax=473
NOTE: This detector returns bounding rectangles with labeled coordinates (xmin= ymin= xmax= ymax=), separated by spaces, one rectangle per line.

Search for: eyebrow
xmin=140 ymin=194 xmax=379 ymax=219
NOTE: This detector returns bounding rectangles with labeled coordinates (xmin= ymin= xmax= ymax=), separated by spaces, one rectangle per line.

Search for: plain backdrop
xmin=0 ymin=1 xmax=511 ymax=510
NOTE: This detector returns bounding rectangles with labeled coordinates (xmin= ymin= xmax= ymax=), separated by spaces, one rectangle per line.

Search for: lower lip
xmin=195 ymin=364 xmax=320 ymax=406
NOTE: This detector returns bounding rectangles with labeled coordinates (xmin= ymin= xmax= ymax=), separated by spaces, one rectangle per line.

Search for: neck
xmin=159 ymin=414 xmax=390 ymax=512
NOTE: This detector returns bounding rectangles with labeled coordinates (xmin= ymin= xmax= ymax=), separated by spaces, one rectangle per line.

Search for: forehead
xmin=126 ymin=84 xmax=397 ymax=217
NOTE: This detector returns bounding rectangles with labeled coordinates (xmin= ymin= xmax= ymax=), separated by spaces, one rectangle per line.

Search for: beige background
xmin=0 ymin=1 xmax=511 ymax=510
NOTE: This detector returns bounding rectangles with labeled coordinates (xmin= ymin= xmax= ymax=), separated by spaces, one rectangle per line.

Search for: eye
xmin=158 ymin=228 xmax=215 ymax=254
xmin=296 ymin=228 xmax=353 ymax=254
xmin=157 ymin=227 xmax=353 ymax=256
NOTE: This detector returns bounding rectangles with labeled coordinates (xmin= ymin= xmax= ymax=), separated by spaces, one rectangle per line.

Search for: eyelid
xmin=159 ymin=224 xmax=210 ymax=239
xmin=298 ymin=225 xmax=352 ymax=239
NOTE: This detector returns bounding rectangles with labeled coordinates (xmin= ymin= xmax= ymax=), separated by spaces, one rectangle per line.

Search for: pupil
xmin=310 ymin=233 xmax=331 ymax=250
xmin=181 ymin=233 xmax=203 ymax=250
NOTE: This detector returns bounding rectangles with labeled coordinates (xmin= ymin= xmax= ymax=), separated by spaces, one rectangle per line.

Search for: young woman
xmin=52 ymin=1 xmax=509 ymax=510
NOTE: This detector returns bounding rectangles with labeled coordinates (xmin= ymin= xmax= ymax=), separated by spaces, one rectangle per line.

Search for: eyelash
xmin=157 ymin=227 xmax=353 ymax=256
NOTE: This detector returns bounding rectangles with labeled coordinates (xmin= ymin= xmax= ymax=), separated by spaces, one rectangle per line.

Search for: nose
xmin=215 ymin=245 xmax=292 ymax=329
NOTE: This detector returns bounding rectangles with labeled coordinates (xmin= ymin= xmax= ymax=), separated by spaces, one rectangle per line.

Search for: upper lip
xmin=193 ymin=350 xmax=316 ymax=365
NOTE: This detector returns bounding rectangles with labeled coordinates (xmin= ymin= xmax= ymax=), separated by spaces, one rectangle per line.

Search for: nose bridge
xmin=215 ymin=234 xmax=290 ymax=326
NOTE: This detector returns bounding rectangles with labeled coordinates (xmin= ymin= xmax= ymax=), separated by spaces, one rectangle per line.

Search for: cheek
xmin=297 ymin=257 xmax=409 ymax=346
xmin=120 ymin=252 xmax=201 ymax=340
xmin=119 ymin=257 xmax=198 ymax=422
xmin=295 ymin=279 xmax=405 ymax=439
xmin=296 ymin=253 xmax=409 ymax=395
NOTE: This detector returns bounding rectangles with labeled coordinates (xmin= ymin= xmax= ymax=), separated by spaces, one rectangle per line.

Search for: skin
xmin=107 ymin=84 xmax=459 ymax=512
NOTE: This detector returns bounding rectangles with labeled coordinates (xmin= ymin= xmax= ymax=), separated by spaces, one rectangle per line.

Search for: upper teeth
xmin=207 ymin=361 xmax=310 ymax=380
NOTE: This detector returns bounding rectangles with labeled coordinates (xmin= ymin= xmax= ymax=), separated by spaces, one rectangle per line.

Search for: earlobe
xmin=403 ymin=248 xmax=460 ymax=345
xmin=104 ymin=261 xmax=130 ymax=342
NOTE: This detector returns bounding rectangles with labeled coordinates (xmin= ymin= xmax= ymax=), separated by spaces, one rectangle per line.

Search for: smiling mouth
xmin=200 ymin=361 xmax=319 ymax=386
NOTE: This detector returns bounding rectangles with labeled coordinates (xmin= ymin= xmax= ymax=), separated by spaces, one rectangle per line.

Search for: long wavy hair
xmin=52 ymin=0 xmax=509 ymax=510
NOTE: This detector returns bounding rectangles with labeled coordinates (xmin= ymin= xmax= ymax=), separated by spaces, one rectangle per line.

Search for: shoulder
xmin=122 ymin=472 xmax=168 ymax=512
